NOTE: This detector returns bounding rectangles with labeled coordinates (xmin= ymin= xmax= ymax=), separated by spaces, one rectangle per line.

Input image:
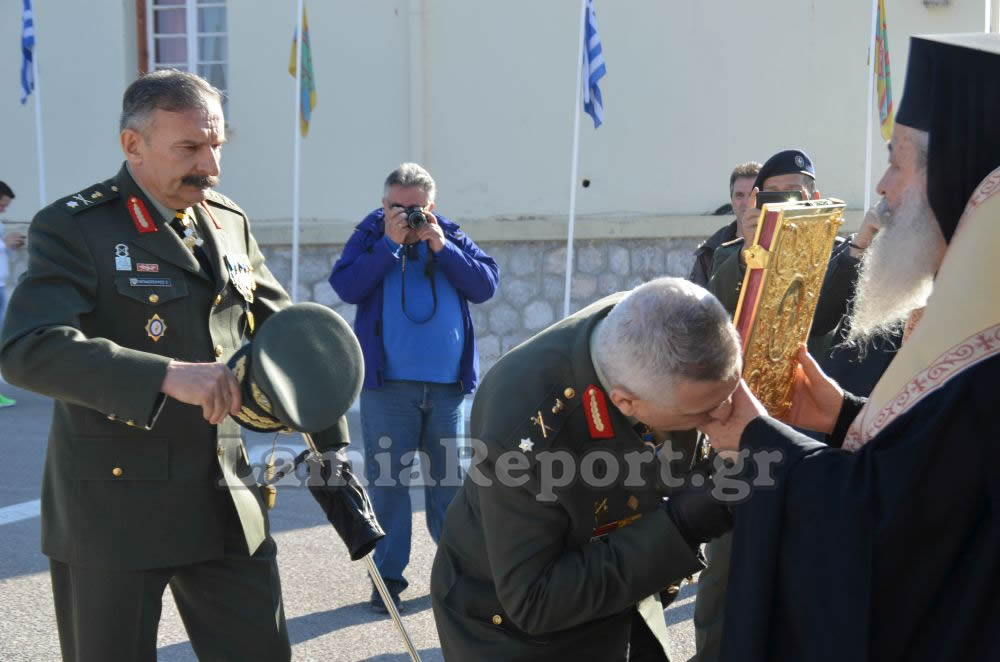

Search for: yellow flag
xmin=289 ymin=5 xmax=317 ymax=137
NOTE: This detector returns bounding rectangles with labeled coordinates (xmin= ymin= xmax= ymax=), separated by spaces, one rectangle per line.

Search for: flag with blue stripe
xmin=20 ymin=0 xmax=34 ymax=104
xmin=582 ymin=0 xmax=606 ymax=128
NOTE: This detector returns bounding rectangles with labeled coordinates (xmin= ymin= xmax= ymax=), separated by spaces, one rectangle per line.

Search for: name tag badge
xmin=129 ymin=277 xmax=172 ymax=288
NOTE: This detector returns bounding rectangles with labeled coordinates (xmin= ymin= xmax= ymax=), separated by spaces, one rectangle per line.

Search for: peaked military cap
xmin=228 ymin=303 xmax=364 ymax=433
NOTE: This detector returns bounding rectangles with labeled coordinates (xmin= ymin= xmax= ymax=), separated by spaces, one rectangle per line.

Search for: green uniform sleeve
xmin=706 ymin=246 xmax=745 ymax=317
xmin=0 ymin=208 xmax=170 ymax=428
xmin=476 ymin=456 xmax=703 ymax=636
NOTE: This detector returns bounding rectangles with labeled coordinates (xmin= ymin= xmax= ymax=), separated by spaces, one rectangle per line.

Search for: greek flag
xmin=582 ymin=0 xmax=606 ymax=128
xmin=20 ymin=0 xmax=35 ymax=104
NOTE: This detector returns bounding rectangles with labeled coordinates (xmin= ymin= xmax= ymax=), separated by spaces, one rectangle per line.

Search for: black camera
xmin=404 ymin=206 xmax=428 ymax=230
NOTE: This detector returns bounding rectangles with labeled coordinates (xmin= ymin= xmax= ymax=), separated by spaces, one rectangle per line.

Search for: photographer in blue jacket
xmin=329 ymin=163 xmax=499 ymax=613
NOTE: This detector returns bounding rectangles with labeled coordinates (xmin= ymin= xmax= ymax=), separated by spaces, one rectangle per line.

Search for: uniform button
xmin=126 ymin=419 xmax=135 ymax=427
xmin=217 ymin=446 xmax=224 ymax=458
xmin=215 ymin=345 xmax=224 ymax=357
xmin=491 ymin=614 xmax=503 ymax=626
xmin=112 ymin=467 xmax=123 ymax=477
xmin=564 ymin=387 xmax=577 ymax=399
xmin=214 ymin=293 xmax=223 ymax=305
xmin=148 ymin=293 xmax=159 ymax=304
xmin=107 ymin=414 xmax=117 ymax=421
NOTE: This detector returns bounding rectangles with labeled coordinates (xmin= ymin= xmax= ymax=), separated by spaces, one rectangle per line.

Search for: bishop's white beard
xmin=845 ymin=187 xmax=945 ymax=346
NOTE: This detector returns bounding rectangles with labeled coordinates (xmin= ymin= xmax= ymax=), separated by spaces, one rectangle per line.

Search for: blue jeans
xmin=360 ymin=380 xmax=465 ymax=585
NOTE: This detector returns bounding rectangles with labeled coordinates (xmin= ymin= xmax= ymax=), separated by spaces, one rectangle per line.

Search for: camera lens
xmin=406 ymin=209 xmax=427 ymax=229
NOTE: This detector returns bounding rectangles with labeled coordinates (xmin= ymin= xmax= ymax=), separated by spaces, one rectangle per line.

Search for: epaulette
xmin=58 ymin=181 xmax=120 ymax=215
xmin=719 ymin=237 xmax=745 ymax=248
xmin=497 ymin=382 xmax=585 ymax=462
xmin=204 ymin=190 xmax=245 ymax=216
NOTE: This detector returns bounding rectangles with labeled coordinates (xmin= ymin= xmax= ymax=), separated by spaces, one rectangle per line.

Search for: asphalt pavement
xmin=0 ymin=382 xmax=699 ymax=661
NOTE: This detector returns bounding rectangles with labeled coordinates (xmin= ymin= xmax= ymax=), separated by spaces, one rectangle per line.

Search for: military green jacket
xmin=0 ymin=164 xmax=347 ymax=569
xmin=430 ymin=294 xmax=704 ymax=661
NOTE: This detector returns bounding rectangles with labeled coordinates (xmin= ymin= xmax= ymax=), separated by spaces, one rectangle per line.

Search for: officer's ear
xmin=608 ymin=386 xmax=638 ymax=417
xmin=121 ymin=129 xmax=144 ymax=165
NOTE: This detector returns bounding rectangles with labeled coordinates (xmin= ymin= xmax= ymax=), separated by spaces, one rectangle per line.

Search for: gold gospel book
xmin=733 ymin=198 xmax=846 ymax=417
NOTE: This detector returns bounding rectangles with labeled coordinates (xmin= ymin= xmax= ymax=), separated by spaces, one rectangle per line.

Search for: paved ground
xmin=0 ymin=382 xmax=699 ymax=661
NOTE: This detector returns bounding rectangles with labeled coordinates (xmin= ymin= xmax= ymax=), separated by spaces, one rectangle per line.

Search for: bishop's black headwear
xmin=895 ymin=34 xmax=1000 ymax=242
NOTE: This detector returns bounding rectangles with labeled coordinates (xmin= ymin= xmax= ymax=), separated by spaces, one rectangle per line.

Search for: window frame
xmin=138 ymin=0 xmax=228 ymax=101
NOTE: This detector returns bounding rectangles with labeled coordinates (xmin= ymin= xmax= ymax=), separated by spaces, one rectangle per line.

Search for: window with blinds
xmin=147 ymin=0 xmax=228 ymax=107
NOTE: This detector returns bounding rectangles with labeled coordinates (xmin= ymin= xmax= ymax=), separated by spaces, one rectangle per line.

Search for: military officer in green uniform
xmin=0 ymin=70 xmax=359 ymax=661
xmin=430 ymin=277 xmax=741 ymax=661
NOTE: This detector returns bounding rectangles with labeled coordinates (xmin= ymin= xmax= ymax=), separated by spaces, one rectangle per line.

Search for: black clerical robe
xmin=721 ymin=355 xmax=1000 ymax=662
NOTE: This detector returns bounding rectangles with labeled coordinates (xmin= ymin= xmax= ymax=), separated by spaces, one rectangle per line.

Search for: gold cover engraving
xmin=734 ymin=199 xmax=845 ymax=417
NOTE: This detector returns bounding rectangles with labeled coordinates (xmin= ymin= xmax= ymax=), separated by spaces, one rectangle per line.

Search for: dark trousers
xmin=49 ymin=534 xmax=289 ymax=662
xmin=628 ymin=608 xmax=670 ymax=662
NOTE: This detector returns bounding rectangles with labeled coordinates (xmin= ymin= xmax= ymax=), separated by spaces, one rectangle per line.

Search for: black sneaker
xmin=369 ymin=578 xmax=406 ymax=615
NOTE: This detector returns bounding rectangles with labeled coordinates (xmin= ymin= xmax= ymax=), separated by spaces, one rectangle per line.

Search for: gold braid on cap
xmin=252 ymin=383 xmax=274 ymax=414
xmin=234 ymin=406 xmax=285 ymax=431
xmin=231 ymin=354 xmax=285 ymax=431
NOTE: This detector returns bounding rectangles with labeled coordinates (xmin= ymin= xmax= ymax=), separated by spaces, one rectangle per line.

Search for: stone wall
xmin=260 ymin=237 xmax=701 ymax=377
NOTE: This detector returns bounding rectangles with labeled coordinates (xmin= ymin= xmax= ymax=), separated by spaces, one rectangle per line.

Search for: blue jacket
xmin=329 ymin=209 xmax=499 ymax=394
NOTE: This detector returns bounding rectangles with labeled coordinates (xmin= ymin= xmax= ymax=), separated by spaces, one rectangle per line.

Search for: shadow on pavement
xmin=153 ymin=596 xmax=435 ymax=661
xmin=360 ymin=649 xmax=443 ymax=662
xmin=287 ymin=594 xmax=433 ymax=645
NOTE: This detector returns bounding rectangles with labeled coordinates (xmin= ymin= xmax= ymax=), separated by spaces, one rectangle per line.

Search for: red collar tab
xmin=127 ymin=196 xmax=157 ymax=234
xmin=584 ymin=384 xmax=615 ymax=439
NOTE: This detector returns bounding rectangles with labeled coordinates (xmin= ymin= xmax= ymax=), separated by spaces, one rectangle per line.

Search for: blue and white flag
xmin=20 ymin=0 xmax=35 ymax=104
xmin=582 ymin=0 xmax=606 ymax=128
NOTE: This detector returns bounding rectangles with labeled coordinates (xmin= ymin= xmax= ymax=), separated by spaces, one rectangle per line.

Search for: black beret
xmin=753 ymin=149 xmax=816 ymax=191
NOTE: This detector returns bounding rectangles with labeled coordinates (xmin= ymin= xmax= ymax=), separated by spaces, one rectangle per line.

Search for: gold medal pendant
xmin=145 ymin=314 xmax=167 ymax=342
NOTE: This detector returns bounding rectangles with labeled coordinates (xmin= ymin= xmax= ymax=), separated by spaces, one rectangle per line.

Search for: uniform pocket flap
xmin=73 ymin=436 xmax=168 ymax=481
xmin=114 ymin=275 xmax=189 ymax=306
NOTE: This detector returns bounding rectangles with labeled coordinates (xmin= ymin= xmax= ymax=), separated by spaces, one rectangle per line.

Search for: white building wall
xmin=0 ymin=0 xmax=992 ymax=226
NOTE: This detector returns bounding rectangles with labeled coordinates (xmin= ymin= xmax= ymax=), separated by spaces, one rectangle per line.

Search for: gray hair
xmin=120 ymin=69 xmax=223 ymax=134
xmin=594 ymin=277 xmax=742 ymax=402
xmin=383 ymin=163 xmax=436 ymax=202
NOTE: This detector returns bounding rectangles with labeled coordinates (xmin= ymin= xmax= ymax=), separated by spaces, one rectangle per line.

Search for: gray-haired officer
xmin=0 ymin=70 xmax=366 ymax=661
xmin=431 ymin=277 xmax=739 ymax=661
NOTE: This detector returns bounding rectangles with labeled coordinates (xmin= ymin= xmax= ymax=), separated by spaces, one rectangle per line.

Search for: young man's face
xmin=730 ymin=176 xmax=755 ymax=227
xmin=0 ymin=195 xmax=11 ymax=213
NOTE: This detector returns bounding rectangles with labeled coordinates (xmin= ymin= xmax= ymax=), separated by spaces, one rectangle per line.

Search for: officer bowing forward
xmin=431 ymin=278 xmax=740 ymax=661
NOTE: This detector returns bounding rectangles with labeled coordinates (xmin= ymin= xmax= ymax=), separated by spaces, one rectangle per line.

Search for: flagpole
xmin=563 ymin=0 xmax=588 ymax=319
xmin=31 ymin=23 xmax=46 ymax=206
xmin=863 ymin=0 xmax=878 ymax=213
xmin=291 ymin=0 xmax=304 ymax=303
